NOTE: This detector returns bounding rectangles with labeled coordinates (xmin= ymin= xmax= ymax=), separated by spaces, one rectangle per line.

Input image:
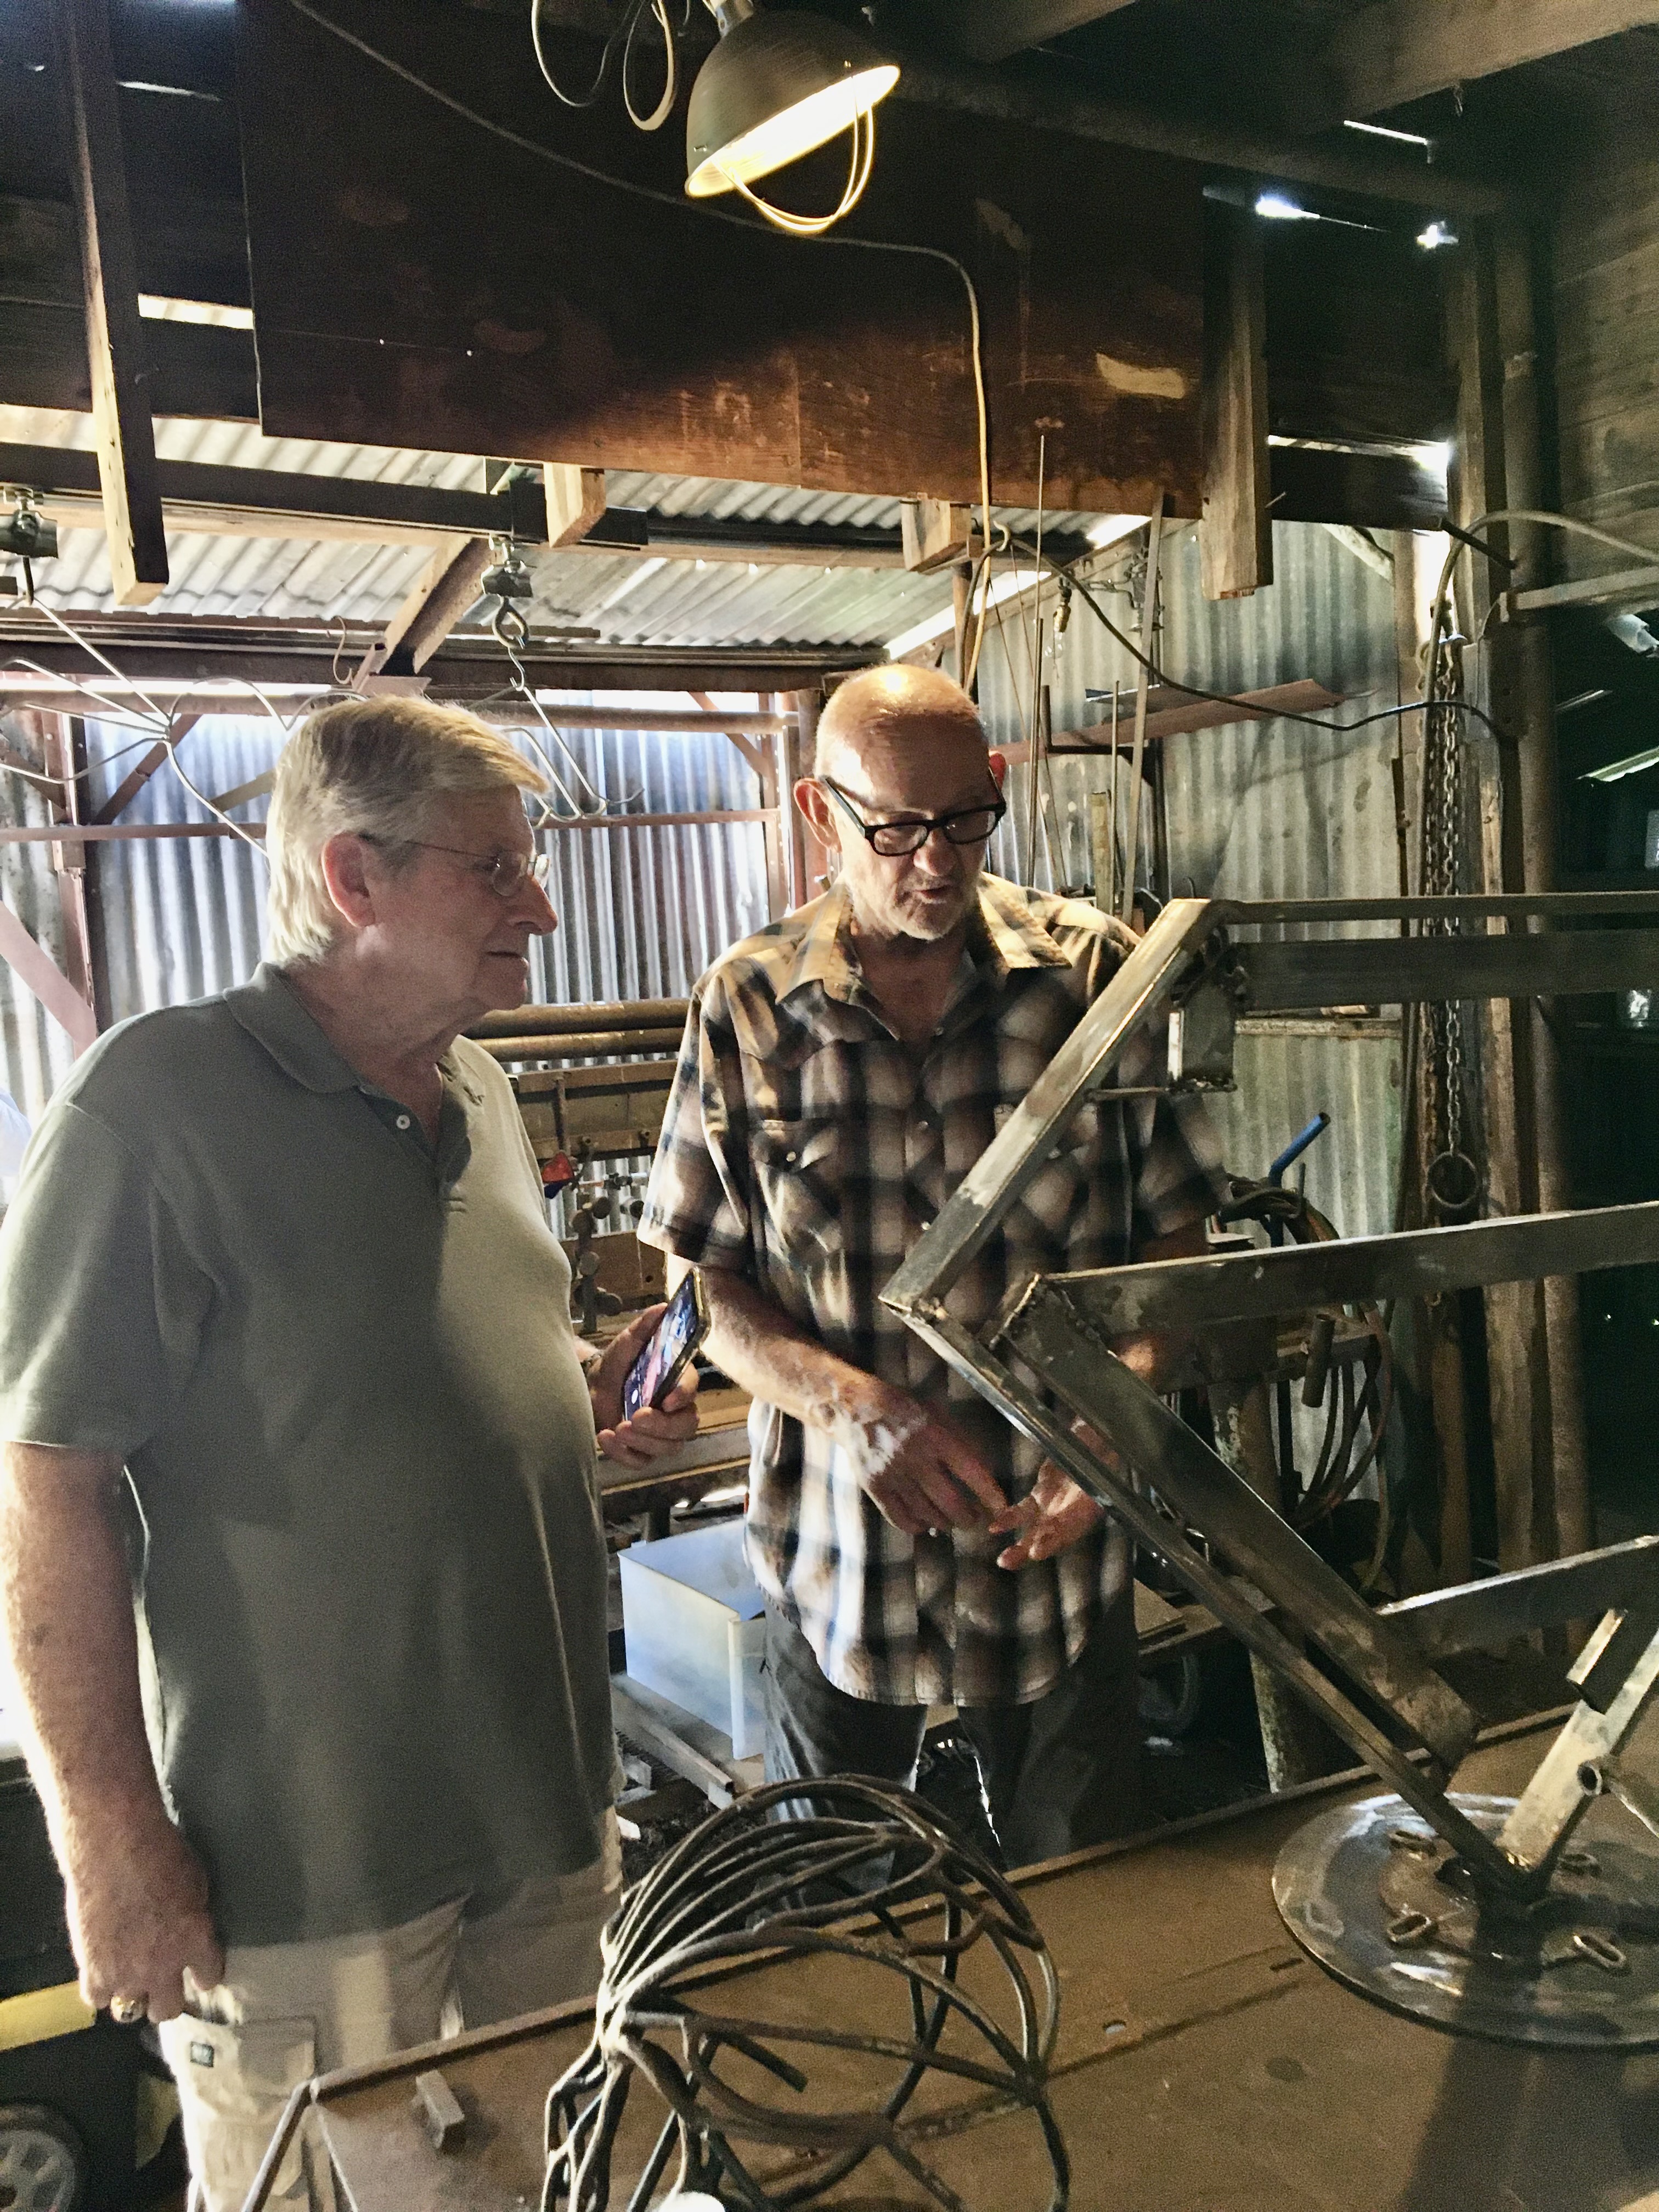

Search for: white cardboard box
xmin=618 ymin=1518 xmax=765 ymax=1758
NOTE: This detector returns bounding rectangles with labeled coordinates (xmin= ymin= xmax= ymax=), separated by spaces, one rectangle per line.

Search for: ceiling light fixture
xmin=1417 ymin=219 xmax=1458 ymax=251
xmin=685 ymin=0 xmax=899 ymax=234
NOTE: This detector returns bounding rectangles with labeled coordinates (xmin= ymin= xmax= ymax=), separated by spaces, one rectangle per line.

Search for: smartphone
xmin=621 ymin=1270 xmax=709 ymax=1420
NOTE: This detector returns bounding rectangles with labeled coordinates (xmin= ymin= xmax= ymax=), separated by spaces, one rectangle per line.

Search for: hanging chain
xmin=1418 ymin=631 xmax=1481 ymax=1221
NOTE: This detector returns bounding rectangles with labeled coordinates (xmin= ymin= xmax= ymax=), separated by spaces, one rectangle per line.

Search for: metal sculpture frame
xmin=541 ymin=1778 xmax=1066 ymax=2212
xmin=881 ymin=893 xmax=1659 ymax=1905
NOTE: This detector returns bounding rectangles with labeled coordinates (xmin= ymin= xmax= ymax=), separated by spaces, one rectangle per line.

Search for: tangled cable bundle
xmin=541 ymin=1777 xmax=1067 ymax=2212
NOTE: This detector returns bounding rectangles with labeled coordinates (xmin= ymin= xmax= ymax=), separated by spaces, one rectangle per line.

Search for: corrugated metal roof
xmin=1 ymin=402 xmax=1100 ymax=651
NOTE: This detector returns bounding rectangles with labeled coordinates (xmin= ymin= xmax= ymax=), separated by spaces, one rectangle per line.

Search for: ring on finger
xmin=109 ymin=1993 xmax=148 ymax=2025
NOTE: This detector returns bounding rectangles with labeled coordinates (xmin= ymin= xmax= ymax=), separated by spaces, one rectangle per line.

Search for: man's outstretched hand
xmin=590 ymin=1303 xmax=702 ymax=1466
xmin=989 ymin=1334 xmax=1164 ymax=1570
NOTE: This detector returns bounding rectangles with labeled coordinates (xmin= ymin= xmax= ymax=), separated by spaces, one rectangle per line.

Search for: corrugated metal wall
xmin=982 ymin=520 xmax=1407 ymax=1234
xmin=3 ymin=523 xmax=1409 ymax=1239
xmin=0 ymin=704 xmax=777 ymax=1136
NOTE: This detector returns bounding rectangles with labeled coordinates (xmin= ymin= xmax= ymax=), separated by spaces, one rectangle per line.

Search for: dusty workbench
xmin=295 ymin=1713 xmax=1659 ymax=2211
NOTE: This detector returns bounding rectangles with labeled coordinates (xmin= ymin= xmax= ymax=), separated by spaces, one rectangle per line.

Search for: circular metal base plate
xmin=1274 ymin=1792 xmax=1659 ymax=2047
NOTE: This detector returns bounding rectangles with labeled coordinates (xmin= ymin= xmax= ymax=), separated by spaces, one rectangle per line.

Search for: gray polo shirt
xmin=0 ymin=964 xmax=619 ymax=1946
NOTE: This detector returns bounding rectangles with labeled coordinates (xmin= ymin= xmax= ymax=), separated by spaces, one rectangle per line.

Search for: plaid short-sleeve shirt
xmin=639 ymin=873 xmax=1228 ymax=1709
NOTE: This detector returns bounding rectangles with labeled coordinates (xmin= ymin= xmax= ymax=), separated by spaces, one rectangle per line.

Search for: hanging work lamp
xmin=684 ymin=0 xmax=900 ymax=232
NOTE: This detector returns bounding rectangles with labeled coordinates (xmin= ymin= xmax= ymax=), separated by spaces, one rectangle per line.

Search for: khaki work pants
xmin=157 ymin=1814 xmax=622 ymax=2212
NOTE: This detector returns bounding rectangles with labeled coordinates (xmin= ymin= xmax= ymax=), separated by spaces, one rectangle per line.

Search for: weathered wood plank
xmin=51 ymin=0 xmax=168 ymax=605
xmin=1315 ymin=0 xmax=1659 ymax=127
xmin=235 ymin=0 xmax=1204 ymax=515
xmin=1200 ymin=200 xmax=1271 ymax=601
xmin=0 ymin=300 xmax=258 ymax=419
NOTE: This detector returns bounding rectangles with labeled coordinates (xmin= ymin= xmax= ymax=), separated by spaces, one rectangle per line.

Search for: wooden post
xmin=52 ymin=0 xmax=168 ymax=607
xmin=1120 ymin=496 xmax=1165 ymax=924
xmin=1200 ymin=201 xmax=1272 ymax=602
xmin=544 ymin=465 xmax=607 ymax=547
xmin=1443 ymin=231 xmax=1559 ymax=1574
xmin=37 ymin=713 xmax=103 ymax=1036
xmin=787 ymin=690 xmax=821 ymax=904
xmin=360 ymin=535 xmax=494 ymax=682
xmin=755 ymin=694 xmax=791 ymax=923
xmin=1494 ymin=218 xmax=1593 ymax=1564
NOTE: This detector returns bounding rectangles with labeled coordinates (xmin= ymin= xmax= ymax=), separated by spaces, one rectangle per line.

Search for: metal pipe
xmin=479 ymin=1029 xmax=686 ymax=1062
xmin=470 ymin=1000 xmax=689 ymax=1040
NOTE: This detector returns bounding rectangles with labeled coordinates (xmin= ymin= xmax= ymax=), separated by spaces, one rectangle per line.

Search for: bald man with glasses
xmin=640 ymin=667 xmax=1228 ymax=1868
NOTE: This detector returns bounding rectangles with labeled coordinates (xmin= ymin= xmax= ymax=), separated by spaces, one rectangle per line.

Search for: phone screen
xmin=621 ymin=1272 xmax=706 ymax=1420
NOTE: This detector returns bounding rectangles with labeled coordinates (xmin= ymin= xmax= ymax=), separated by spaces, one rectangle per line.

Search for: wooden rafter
xmin=1200 ymin=203 xmax=1272 ymax=602
xmin=0 ymin=896 xmax=97 ymax=1053
xmin=1314 ymin=0 xmax=1659 ymax=125
xmin=50 ymin=0 xmax=168 ymax=606
xmin=936 ymin=0 xmax=1141 ymax=63
xmin=357 ymin=535 xmax=493 ymax=684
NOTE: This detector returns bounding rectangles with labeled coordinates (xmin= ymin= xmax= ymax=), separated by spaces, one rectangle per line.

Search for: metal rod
xmin=470 ymin=1000 xmax=690 ymax=1040
xmin=1382 ymin=1537 xmax=1659 ymax=1660
xmin=1001 ymin=1284 xmax=1478 ymax=1767
xmin=1238 ymin=927 xmax=1659 ymax=1008
xmin=899 ymin=1303 xmax=1517 ymax=1889
xmin=881 ymin=896 xmax=1216 ymax=1316
xmin=1028 ymin=1200 xmax=1659 ymax=1336
xmin=1120 ymin=496 xmax=1165 ymax=924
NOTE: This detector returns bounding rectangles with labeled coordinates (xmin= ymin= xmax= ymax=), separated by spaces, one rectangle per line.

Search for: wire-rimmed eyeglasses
xmin=363 ymin=837 xmax=552 ymax=899
xmin=818 ymin=777 xmax=1007 ymax=858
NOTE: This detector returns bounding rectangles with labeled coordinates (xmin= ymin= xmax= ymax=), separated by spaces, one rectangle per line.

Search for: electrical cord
xmin=1006 ymin=532 xmax=1514 ymax=749
xmin=285 ymin=0 xmax=994 ymax=661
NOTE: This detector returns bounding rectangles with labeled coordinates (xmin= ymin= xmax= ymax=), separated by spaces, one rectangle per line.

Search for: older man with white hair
xmin=0 ymin=699 xmax=694 ymax=2211
xmin=641 ymin=666 xmax=1227 ymax=1868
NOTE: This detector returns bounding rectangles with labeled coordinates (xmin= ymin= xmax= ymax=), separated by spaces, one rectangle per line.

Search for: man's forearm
xmin=667 ymin=1257 xmax=893 ymax=1440
xmin=0 ymin=1444 xmax=173 ymax=1868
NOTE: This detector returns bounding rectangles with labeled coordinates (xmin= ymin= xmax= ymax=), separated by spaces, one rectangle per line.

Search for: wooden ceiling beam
xmin=1313 ymin=0 xmax=1659 ymax=127
xmin=935 ymin=0 xmax=1141 ymax=65
xmin=360 ymin=534 xmax=495 ymax=682
xmin=1200 ymin=202 xmax=1272 ymax=601
xmin=49 ymin=0 xmax=169 ymax=606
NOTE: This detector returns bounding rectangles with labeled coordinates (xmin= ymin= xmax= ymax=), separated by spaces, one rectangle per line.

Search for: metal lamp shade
xmin=684 ymin=10 xmax=899 ymax=199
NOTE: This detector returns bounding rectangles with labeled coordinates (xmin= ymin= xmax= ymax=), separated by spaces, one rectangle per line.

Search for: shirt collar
xmin=778 ymin=874 xmax=1071 ymax=1007
xmin=224 ymin=963 xmax=487 ymax=1108
xmin=973 ymin=874 xmax=1076 ymax=981
xmin=224 ymin=963 xmax=363 ymax=1092
xmin=780 ymin=882 xmax=861 ymax=1006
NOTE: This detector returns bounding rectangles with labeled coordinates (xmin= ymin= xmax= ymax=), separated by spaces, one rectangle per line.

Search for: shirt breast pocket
xmin=753 ymin=1118 xmax=842 ymax=1261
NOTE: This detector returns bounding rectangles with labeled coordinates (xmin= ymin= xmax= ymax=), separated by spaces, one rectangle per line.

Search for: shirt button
xmin=785 ymin=1149 xmax=798 ymax=1163
xmin=396 ymin=1114 xmax=411 ymax=1131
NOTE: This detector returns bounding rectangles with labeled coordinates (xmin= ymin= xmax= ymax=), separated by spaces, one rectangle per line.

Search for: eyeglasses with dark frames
xmin=818 ymin=778 xmax=1007 ymax=859
xmin=363 ymin=837 xmax=552 ymax=900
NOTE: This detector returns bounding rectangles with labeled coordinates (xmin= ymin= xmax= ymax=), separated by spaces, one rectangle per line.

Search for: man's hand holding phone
xmin=589 ymin=1291 xmax=703 ymax=1466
